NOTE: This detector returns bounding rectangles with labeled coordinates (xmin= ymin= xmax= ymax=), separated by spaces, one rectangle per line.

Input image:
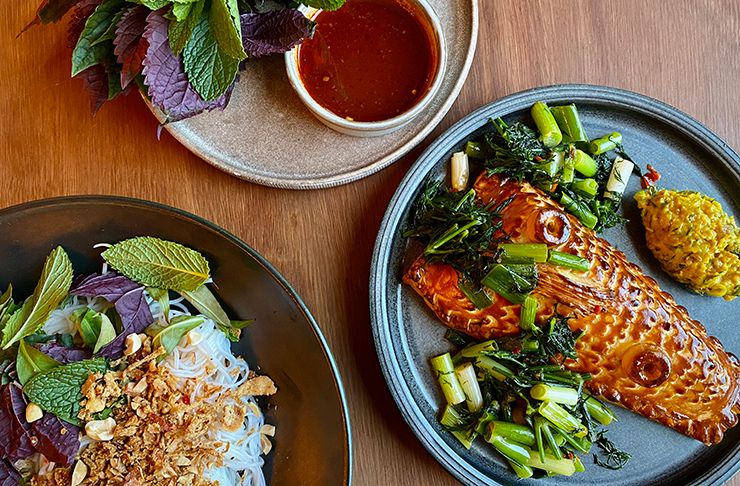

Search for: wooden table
xmin=2 ymin=1 xmax=740 ymax=485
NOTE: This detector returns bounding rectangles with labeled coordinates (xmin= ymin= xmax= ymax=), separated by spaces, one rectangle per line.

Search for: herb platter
xmin=0 ymin=195 xmax=351 ymax=486
xmin=148 ymin=0 xmax=478 ymax=189
xmin=370 ymin=85 xmax=740 ymax=486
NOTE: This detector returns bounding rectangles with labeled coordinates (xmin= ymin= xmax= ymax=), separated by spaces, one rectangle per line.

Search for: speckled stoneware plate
xmin=0 ymin=196 xmax=352 ymax=486
xmin=147 ymin=0 xmax=478 ymax=189
xmin=370 ymin=84 xmax=740 ymax=486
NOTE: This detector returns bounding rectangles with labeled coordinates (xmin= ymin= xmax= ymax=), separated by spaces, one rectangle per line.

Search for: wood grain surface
xmin=2 ymin=0 xmax=740 ymax=485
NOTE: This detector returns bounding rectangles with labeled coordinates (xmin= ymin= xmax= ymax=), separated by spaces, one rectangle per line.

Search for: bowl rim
xmin=284 ymin=0 xmax=448 ymax=132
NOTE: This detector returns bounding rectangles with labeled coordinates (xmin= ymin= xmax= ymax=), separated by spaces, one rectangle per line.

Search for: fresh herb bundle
xmin=26 ymin=0 xmax=345 ymax=122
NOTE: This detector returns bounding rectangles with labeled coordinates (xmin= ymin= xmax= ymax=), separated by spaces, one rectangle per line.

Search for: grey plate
xmin=370 ymin=84 xmax=740 ymax=486
xmin=0 ymin=196 xmax=352 ymax=486
xmin=149 ymin=0 xmax=478 ymax=190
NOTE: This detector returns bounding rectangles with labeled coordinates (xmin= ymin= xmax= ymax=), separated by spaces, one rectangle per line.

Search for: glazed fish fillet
xmin=403 ymin=173 xmax=740 ymax=445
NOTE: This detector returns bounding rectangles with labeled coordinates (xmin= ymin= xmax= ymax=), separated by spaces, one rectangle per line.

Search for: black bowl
xmin=0 ymin=195 xmax=352 ymax=486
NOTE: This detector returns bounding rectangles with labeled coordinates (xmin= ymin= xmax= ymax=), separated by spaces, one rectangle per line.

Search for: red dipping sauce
xmin=297 ymin=0 xmax=439 ymax=123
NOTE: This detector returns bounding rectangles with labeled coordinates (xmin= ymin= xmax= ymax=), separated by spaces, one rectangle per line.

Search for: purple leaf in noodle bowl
xmin=31 ymin=414 xmax=81 ymax=465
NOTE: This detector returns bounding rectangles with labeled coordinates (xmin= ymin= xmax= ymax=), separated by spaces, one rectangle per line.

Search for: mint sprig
xmin=23 ymin=359 xmax=108 ymax=425
xmin=183 ymin=8 xmax=240 ymax=101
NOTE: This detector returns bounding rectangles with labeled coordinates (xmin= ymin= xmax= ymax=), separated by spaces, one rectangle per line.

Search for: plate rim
xmin=0 ymin=194 xmax=354 ymax=486
xmin=155 ymin=0 xmax=480 ymax=190
xmin=370 ymin=83 xmax=740 ymax=486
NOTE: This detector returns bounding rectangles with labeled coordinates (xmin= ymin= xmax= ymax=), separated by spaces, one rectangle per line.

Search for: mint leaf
xmin=17 ymin=341 xmax=60 ymax=385
xmin=1 ymin=247 xmax=73 ymax=350
xmin=91 ymin=7 xmax=127 ymax=46
xmin=180 ymin=285 xmax=252 ymax=340
xmin=240 ymin=9 xmax=316 ymax=57
xmin=143 ymin=8 xmax=234 ymax=122
xmin=71 ymin=0 xmax=128 ymax=76
xmin=114 ymin=5 xmax=150 ymax=88
xmin=183 ymin=7 xmax=240 ymax=101
xmin=168 ymin=0 xmax=205 ymax=55
xmin=140 ymin=0 xmax=170 ymax=8
xmin=23 ymin=359 xmax=108 ymax=425
xmin=145 ymin=314 xmax=203 ymax=360
xmin=210 ymin=0 xmax=247 ymax=60
xmin=102 ymin=237 xmax=210 ymax=291
xmin=300 ymin=0 xmax=345 ymax=10
xmin=171 ymin=2 xmax=192 ymax=21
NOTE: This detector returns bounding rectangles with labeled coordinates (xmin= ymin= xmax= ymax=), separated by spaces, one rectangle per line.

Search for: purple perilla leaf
xmin=1 ymin=384 xmax=37 ymax=463
xmin=240 ymin=9 xmax=315 ymax=57
xmin=39 ymin=342 xmax=93 ymax=364
xmin=142 ymin=8 xmax=233 ymax=124
xmin=70 ymin=272 xmax=140 ymax=303
xmin=31 ymin=414 xmax=80 ymax=466
xmin=69 ymin=272 xmax=154 ymax=359
xmin=0 ymin=459 xmax=20 ymax=486
xmin=114 ymin=5 xmax=149 ymax=89
xmin=96 ymin=287 xmax=153 ymax=359
xmin=75 ymin=64 xmax=108 ymax=114
xmin=67 ymin=0 xmax=102 ymax=49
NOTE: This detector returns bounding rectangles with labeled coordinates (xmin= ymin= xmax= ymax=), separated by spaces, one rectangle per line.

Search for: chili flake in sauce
xmin=297 ymin=0 xmax=438 ymax=122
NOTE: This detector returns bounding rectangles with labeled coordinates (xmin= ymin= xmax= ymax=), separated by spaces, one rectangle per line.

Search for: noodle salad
xmin=0 ymin=237 xmax=277 ymax=486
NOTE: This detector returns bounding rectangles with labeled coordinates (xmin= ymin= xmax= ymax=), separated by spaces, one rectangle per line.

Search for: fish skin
xmin=403 ymin=172 xmax=740 ymax=445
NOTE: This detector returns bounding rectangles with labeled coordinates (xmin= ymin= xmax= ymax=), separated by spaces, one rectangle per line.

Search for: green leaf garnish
xmin=23 ymin=358 xmax=108 ymax=425
xmin=101 ymin=236 xmax=210 ymax=292
xmin=1 ymin=247 xmax=73 ymax=350
xmin=300 ymin=0 xmax=345 ymax=11
xmin=145 ymin=314 xmax=204 ymax=361
xmin=147 ymin=287 xmax=171 ymax=323
xmin=209 ymin=0 xmax=247 ymax=60
xmin=69 ymin=307 xmax=116 ymax=352
xmin=183 ymin=7 xmax=240 ymax=101
xmin=17 ymin=341 xmax=61 ymax=385
xmin=180 ymin=284 xmax=253 ymax=341
xmin=168 ymin=0 xmax=206 ymax=56
xmin=71 ymin=0 xmax=127 ymax=76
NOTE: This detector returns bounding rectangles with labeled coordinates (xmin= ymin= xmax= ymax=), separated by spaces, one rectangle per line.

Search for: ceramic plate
xmin=0 ymin=196 xmax=352 ymax=486
xmin=370 ymin=84 xmax=740 ymax=486
xmin=149 ymin=0 xmax=478 ymax=189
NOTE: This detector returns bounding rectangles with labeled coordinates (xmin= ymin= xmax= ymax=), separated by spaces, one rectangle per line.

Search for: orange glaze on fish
xmin=403 ymin=172 xmax=740 ymax=445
